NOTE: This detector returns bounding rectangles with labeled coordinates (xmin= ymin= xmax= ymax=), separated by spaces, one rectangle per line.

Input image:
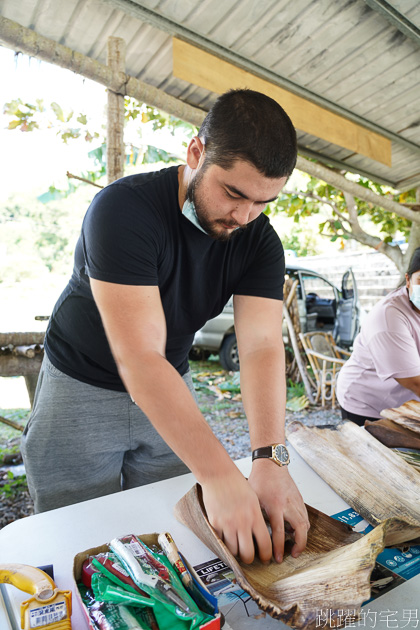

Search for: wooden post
xmin=24 ymin=374 xmax=39 ymax=408
xmin=107 ymin=37 xmax=126 ymax=184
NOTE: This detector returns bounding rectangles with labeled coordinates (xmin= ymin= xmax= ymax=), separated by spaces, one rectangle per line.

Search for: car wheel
xmin=219 ymin=333 xmax=240 ymax=371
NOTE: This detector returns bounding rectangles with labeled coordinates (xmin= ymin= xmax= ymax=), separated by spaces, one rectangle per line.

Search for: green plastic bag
xmin=91 ymin=573 xmax=207 ymax=630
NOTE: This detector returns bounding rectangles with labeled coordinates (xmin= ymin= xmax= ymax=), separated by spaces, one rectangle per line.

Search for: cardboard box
xmin=73 ymin=533 xmax=221 ymax=630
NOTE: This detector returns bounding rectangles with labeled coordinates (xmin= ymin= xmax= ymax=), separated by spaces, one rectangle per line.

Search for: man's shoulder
xmin=109 ymin=165 xmax=179 ymax=192
xmin=84 ymin=166 xmax=179 ymax=224
xmin=244 ymin=213 xmax=282 ymax=252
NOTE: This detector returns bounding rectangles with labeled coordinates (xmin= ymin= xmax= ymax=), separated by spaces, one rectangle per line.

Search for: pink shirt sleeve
xmin=367 ymin=307 xmax=420 ymax=381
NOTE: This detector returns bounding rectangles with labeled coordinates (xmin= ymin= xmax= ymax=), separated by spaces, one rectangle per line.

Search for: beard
xmin=186 ymin=167 xmax=246 ymax=242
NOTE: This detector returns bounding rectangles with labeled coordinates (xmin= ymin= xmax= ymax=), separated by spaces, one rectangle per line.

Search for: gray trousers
xmin=21 ymin=355 xmax=192 ymax=513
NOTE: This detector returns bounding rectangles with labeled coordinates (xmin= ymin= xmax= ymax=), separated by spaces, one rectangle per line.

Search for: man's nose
xmin=230 ymin=202 xmax=254 ymax=226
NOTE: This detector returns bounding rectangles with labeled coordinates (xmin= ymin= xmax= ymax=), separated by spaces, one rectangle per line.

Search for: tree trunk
xmin=107 ymin=37 xmax=126 ymax=185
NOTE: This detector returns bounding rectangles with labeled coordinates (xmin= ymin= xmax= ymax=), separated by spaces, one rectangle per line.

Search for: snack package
xmin=79 ymin=583 xmax=152 ymax=630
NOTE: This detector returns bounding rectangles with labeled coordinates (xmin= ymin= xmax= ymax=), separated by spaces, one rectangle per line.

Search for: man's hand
xmin=201 ymin=470 xmax=273 ymax=565
xmin=248 ymin=459 xmax=310 ymax=563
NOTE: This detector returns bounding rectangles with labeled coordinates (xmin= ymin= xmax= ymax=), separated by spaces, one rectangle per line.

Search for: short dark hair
xmin=198 ymin=89 xmax=297 ymax=178
xmin=407 ymin=246 xmax=420 ymax=277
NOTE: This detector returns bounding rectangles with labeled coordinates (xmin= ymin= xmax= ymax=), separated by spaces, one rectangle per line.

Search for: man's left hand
xmin=248 ymin=459 xmax=310 ymax=563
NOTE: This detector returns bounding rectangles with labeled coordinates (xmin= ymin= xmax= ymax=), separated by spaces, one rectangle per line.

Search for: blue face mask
xmin=409 ymin=284 xmax=420 ymax=310
xmin=182 ymin=198 xmax=209 ymax=235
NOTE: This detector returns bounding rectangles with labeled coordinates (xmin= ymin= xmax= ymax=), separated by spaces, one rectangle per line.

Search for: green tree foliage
xmin=277 ymin=175 xmax=413 ymax=244
xmin=4 ymin=94 xmax=418 ymax=276
xmin=1 ymin=194 xmax=87 ymax=280
xmin=1 ymin=96 xmax=197 ymax=281
xmin=279 ymin=225 xmax=320 ymax=257
xmin=3 ymin=96 xmax=197 ymax=193
xmin=274 ymin=172 xmax=418 ymax=274
xmin=4 ymin=97 xmax=100 ymax=142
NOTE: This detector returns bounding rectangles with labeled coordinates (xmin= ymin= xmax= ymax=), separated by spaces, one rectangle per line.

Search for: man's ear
xmin=186 ymin=136 xmax=206 ymax=170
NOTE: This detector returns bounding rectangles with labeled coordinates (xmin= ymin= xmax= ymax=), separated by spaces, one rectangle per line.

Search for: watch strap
xmin=252 ymin=443 xmax=290 ymax=466
xmin=252 ymin=446 xmax=273 ymax=460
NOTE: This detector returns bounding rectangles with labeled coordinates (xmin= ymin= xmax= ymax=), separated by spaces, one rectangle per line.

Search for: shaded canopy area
xmin=0 ymin=0 xmax=419 ymax=191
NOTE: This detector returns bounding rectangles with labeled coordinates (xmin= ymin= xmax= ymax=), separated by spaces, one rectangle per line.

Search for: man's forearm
xmin=239 ymin=342 xmax=287 ymax=449
xmin=116 ymin=350 xmax=239 ymax=484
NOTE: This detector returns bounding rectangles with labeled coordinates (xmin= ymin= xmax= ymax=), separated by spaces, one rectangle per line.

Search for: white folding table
xmin=0 ymin=449 xmax=418 ymax=629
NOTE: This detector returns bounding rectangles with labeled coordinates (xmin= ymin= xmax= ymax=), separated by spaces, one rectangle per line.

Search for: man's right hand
xmin=201 ymin=470 xmax=273 ymax=564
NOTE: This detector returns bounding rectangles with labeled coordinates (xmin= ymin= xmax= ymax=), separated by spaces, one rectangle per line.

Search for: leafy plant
xmin=286 ymin=395 xmax=309 ymax=412
xmin=1 ymin=471 xmax=28 ymax=499
xmin=286 ymin=379 xmax=306 ymax=399
xmin=280 ymin=226 xmax=320 ymax=257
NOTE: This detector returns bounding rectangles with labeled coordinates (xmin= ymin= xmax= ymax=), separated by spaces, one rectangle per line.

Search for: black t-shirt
xmin=45 ymin=166 xmax=285 ymax=391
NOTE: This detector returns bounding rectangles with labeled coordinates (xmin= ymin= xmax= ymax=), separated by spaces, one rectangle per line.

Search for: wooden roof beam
xmin=173 ymin=38 xmax=392 ymax=167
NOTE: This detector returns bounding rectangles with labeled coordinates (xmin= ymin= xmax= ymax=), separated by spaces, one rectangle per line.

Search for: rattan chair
xmin=299 ymin=331 xmax=351 ymax=408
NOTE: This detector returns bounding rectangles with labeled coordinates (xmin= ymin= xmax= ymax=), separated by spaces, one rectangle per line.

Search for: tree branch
xmin=283 ymin=189 xmax=341 ymax=214
xmin=296 ymin=156 xmax=420 ymax=224
xmin=66 ymin=172 xmax=104 ymax=189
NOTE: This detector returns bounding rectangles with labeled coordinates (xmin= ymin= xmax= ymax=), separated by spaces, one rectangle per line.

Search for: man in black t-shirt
xmin=22 ymin=89 xmax=310 ymax=565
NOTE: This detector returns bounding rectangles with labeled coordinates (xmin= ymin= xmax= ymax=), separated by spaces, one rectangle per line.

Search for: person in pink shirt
xmin=337 ymin=247 xmax=420 ymax=425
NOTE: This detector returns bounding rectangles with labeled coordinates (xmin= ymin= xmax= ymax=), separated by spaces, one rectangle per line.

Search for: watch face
xmin=274 ymin=444 xmax=289 ymax=465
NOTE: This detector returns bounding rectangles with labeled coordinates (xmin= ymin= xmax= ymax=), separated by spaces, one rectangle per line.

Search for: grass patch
xmin=0 ymin=408 xmax=29 ymax=465
xmin=0 ymin=470 xmax=28 ymax=499
xmin=0 ymin=408 xmax=29 ymax=441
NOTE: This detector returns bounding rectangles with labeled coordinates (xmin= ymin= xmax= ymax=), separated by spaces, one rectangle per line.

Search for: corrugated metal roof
xmin=1 ymin=0 xmax=419 ymax=190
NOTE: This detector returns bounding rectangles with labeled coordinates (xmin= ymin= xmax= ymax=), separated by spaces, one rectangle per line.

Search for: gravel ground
xmin=197 ymin=381 xmax=341 ymax=460
xmin=0 ymin=360 xmax=341 ymax=529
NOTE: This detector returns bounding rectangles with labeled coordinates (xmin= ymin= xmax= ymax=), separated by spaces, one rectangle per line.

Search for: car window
xmin=342 ymin=270 xmax=354 ymax=299
xmin=301 ymin=274 xmax=336 ymax=300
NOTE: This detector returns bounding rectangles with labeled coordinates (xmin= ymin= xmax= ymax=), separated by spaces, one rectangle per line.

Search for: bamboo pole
xmin=0 ymin=415 xmax=24 ymax=432
xmin=107 ymin=37 xmax=126 ymax=184
xmin=12 ymin=346 xmax=36 ymax=358
xmin=0 ymin=16 xmax=205 ymax=127
xmin=282 ymin=294 xmax=314 ymax=404
xmin=0 ymin=15 xmax=417 ymax=221
xmin=0 ymin=332 xmax=45 ymax=346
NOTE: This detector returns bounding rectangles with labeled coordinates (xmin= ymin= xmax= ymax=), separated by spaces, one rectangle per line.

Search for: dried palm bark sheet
xmin=364 ymin=416 xmax=420 ymax=449
xmin=380 ymin=399 xmax=420 ymax=435
xmin=175 ymin=483 xmax=399 ymax=629
xmin=287 ymin=420 xmax=420 ymax=546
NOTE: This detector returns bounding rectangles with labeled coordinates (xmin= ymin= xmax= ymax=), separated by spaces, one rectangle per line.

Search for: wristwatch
xmin=252 ymin=443 xmax=290 ymax=467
